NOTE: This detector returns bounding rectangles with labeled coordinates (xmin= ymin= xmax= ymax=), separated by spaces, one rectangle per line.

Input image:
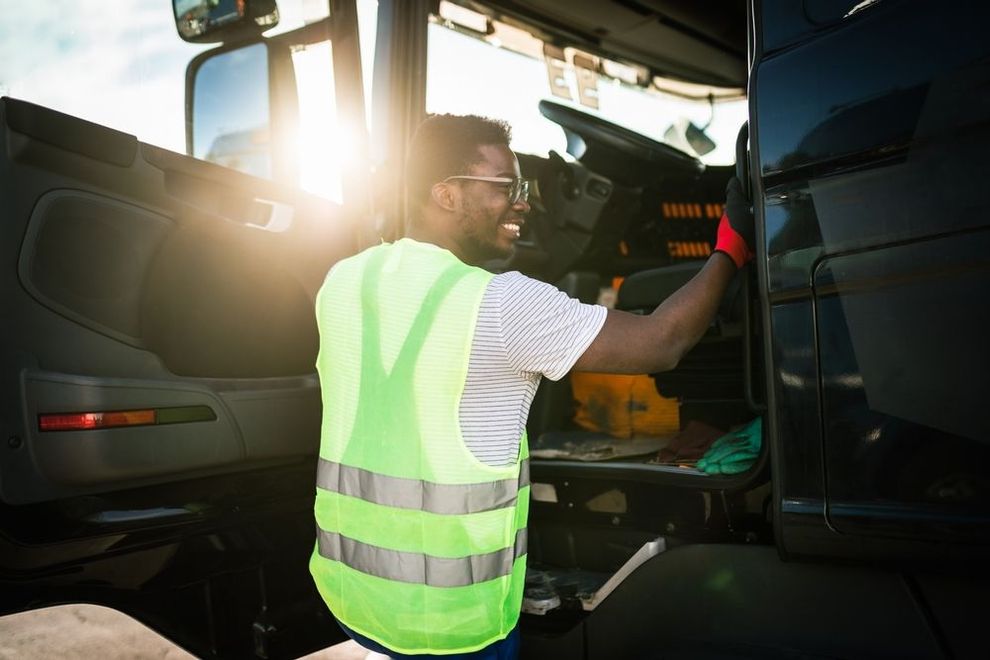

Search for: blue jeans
xmin=338 ymin=621 xmax=520 ymax=660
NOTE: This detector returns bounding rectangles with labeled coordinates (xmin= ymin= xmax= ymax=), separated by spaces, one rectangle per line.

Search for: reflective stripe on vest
xmin=316 ymin=526 xmax=528 ymax=588
xmin=316 ymin=457 xmax=530 ymax=515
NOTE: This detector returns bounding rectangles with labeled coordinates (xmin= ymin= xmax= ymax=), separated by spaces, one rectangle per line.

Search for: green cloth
xmin=697 ymin=417 xmax=762 ymax=475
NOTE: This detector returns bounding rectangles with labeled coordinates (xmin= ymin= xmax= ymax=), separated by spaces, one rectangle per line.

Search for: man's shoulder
xmin=327 ymin=241 xmax=495 ymax=289
xmin=490 ymin=270 xmax=546 ymax=287
xmin=488 ymin=271 xmax=561 ymax=298
xmin=327 ymin=240 xmax=407 ymax=273
xmin=323 ymin=245 xmax=374 ymax=280
xmin=486 ymin=271 xmax=605 ymax=323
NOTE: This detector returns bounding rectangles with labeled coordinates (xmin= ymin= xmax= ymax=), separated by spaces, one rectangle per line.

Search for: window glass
xmin=0 ymin=0 xmax=374 ymax=202
xmin=0 ymin=1 xmax=210 ymax=153
xmin=426 ymin=13 xmax=747 ymax=166
xmin=427 ymin=23 xmax=569 ymax=159
xmin=805 ymin=0 xmax=880 ymax=24
xmin=289 ymin=0 xmax=377 ymax=201
xmin=193 ymin=43 xmax=272 ymax=179
xmin=294 ymin=42 xmax=342 ymax=200
xmin=0 ymin=0 xmax=332 ymax=155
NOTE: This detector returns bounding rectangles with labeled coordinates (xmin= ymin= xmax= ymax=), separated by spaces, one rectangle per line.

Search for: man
xmin=310 ymin=114 xmax=753 ymax=659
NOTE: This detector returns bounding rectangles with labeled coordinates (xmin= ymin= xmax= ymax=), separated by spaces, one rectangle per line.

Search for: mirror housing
xmin=663 ymin=118 xmax=717 ymax=157
xmin=173 ymin=0 xmax=279 ymax=44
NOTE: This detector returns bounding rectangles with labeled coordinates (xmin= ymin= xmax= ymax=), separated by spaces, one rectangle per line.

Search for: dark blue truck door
xmin=752 ymin=0 xmax=990 ymax=560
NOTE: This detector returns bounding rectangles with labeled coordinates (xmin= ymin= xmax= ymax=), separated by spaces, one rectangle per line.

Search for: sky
xmin=0 ymin=0 xmax=333 ymax=153
xmin=0 ymin=0 xmax=209 ymax=151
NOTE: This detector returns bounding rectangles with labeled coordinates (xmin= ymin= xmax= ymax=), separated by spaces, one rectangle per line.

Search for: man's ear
xmin=431 ymin=182 xmax=458 ymax=212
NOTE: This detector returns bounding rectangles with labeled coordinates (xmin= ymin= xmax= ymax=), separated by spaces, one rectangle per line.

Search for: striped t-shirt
xmin=460 ymin=271 xmax=607 ymax=466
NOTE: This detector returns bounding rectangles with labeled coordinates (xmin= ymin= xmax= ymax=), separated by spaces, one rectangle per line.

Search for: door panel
xmin=16 ymin=370 xmax=240 ymax=498
xmin=815 ymin=232 xmax=990 ymax=542
xmin=19 ymin=190 xmax=173 ymax=345
xmin=754 ymin=0 xmax=990 ymax=558
xmin=1 ymin=97 xmax=356 ymax=505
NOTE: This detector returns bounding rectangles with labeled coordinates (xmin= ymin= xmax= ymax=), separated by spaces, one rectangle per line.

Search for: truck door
xmin=0 ymin=3 xmax=370 ymax=657
xmin=752 ymin=0 xmax=990 ymax=560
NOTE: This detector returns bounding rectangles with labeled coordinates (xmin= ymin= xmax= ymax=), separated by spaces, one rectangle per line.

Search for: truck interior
xmin=1 ymin=0 xmax=772 ymax=642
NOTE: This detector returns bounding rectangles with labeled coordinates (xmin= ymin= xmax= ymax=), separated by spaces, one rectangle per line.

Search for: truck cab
xmin=1 ymin=1 xmax=988 ymax=657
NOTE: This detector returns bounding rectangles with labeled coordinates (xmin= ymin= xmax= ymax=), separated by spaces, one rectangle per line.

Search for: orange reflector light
xmin=39 ymin=409 xmax=156 ymax=432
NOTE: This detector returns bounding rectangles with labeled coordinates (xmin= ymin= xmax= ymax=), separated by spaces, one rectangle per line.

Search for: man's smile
xmin=499 ymin=218 xmax=524 ymax=239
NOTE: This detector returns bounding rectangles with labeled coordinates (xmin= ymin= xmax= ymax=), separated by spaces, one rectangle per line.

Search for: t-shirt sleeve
xmin=490 ymin=271 xmax=607 ymax=381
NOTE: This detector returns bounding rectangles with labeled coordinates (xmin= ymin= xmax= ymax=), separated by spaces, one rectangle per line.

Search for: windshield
xmin=427 ymin=5 xmax=747 ymax=166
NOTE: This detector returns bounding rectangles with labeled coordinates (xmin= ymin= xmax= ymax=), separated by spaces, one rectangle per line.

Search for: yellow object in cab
xmin=571 ymin=372 xmax=679 ymax=438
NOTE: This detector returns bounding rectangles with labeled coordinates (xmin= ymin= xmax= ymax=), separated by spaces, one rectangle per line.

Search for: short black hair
xmin=406 ymin=114 xmax=512 ymax=209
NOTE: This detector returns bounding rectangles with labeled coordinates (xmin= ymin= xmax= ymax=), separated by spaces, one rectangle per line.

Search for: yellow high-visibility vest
xmin=311 ymin=239 xmax=529 ymax=654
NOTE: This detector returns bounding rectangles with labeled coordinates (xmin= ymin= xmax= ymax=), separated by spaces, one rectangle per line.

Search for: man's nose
xmin=512 ymin=197 xmax=531 ymax=214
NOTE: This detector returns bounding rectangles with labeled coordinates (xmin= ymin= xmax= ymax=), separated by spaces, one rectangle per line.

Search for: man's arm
xmin=573 ymin=252 xmax=737 ymax=374
xmin=573 ymin=176 xmax=754 ymax=375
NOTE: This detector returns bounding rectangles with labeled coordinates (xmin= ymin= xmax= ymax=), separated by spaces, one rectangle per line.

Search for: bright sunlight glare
xmin=294 ymin=42 xmax=350 ymax=202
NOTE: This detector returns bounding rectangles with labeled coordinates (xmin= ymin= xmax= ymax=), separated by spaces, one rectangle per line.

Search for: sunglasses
xmin=443 ymin=175 xmax=530 ymax=205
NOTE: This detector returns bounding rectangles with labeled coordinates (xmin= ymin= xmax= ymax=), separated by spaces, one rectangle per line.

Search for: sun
xmin=292 ymin=41 xmax=361 ymax=203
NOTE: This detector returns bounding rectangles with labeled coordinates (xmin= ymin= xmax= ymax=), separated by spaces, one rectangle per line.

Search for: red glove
xmin=714 ymin=213 xmax=754 ymax=268
xmin=714 ymin=177 xmax=755 ymax=268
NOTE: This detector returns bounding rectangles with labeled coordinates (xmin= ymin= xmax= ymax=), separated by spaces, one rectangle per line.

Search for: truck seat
xmin=528 ymin=262 xmax=748 ymax=459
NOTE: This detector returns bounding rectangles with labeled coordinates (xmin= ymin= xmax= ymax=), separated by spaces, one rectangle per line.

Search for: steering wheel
xmin=539 ymin=100 xmax=704 ymax=174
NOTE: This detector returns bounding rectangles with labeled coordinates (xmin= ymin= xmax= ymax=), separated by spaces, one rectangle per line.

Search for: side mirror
xmin=190 ymin=42 xmax=273 ymax=179
xmin=173 ymin=0 xmax=279 ymax=44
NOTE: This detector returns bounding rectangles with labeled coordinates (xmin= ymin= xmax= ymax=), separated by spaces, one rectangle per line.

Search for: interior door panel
xmin=1 ymin=97 xmax=356 ymax=505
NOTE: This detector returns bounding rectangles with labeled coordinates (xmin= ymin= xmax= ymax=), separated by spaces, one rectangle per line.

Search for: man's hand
xmin=572 ymin=175 xmax=754 ymax=375
xmin=714 ymin=176 xmax=755 ymax=269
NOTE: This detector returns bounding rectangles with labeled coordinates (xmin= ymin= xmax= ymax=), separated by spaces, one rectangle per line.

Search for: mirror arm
xmin=701 ymin=93 xmax=715 ymax=131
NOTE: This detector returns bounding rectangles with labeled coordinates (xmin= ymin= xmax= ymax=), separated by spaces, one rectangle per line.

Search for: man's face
xmin=450 ymin=144 xmax=530 ymax=266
